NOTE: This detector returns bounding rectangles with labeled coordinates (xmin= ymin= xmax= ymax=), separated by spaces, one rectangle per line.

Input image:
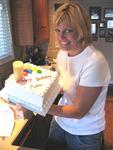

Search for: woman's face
xmin=55 ymin=20 xmax=80 ymax=56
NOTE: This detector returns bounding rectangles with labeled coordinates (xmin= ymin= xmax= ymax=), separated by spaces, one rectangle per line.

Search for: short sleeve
xmin=79 ymin=57 xmax=111 ymax=87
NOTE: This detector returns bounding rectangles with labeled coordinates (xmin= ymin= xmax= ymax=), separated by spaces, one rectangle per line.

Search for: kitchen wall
xmin=76 ymin=0 xmax=113 ymax=82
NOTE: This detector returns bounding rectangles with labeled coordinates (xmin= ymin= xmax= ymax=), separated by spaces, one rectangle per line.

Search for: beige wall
xmin=76 ymin=0 xmax=113 ymax=82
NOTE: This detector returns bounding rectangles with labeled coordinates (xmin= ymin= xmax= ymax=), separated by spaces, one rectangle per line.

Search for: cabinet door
xmin=32 ymin=0 xmax=50 ymax=44
xmin=10 ymin=0 xmax=34 ymax=46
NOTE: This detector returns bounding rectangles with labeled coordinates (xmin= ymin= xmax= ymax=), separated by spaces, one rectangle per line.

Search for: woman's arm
xmin=48 ymin=86 xmax=103 ymax=119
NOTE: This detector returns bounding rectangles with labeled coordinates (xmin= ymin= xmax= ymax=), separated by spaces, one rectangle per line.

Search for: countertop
xmin=0 ymin=119 xmax=27 ymax=150
xmin=0 ymin=98 xmax=38 ymax=150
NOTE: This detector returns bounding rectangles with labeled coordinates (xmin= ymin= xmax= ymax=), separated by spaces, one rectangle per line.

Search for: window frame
xmin=0 ymin=0 xmax=14 ymax=65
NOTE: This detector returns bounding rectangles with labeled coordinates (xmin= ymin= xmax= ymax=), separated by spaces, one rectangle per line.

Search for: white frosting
xmin=6 ymin=67 xmax=58 ymax=95
xmin=4 ymin=65 xmax=61 ymax=115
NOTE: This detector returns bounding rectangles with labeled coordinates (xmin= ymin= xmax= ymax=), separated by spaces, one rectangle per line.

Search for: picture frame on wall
xmin=106 ymin=29 xmax=113 ymax=36
xmin=104 ymin=8 xmax=113 ymax=18
xmin=99 ymin=21 xmax=106 ymax=28
xmin=91 ymin=22 xmax=97 ymax=35
xmin=107 ymin=20 xmax=113 ymax=29
xmin=89 ymin=7 xmax=101 ymax=20
xmin=91 ymin=22 xmax=98 ymax=41
xmin=105 ymin=37 xmax=113 ymax=42
xmin=99 ymin=29 xmax=106 ymax=38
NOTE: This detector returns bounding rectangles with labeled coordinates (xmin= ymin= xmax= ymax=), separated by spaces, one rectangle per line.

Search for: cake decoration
xmin=2 ymin=61 xmax=61 ymax=116
xmin=13 ymin=60 xmax=23 ymax=81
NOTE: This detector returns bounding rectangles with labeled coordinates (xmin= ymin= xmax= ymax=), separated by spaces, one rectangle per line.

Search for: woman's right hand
xmin=16 ymin=103 xmax=27 ymax=112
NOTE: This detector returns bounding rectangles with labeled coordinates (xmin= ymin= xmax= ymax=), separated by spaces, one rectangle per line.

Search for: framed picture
xmin=107 ymin=20 xmax=113 ymax=29
xmin=89 ymin=7 xmax=101 ymax=20
xmin=105 ymin=37 xmax=113 ymax=42
xmin=99 ymin=29 xmax=106 ymax=38
xmin=106 ymin=29 xmax=113 ymax=36
xmin=104 ymin=8 xmax=113 ymax=18
xmin=91 ymin=22 xmax=97 ymax=35
xmin=99 ymin=21 xmax=106 ymax=28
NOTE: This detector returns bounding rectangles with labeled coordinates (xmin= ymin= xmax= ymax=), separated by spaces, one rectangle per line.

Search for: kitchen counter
xmin=0 ymin=118 xmax=38 ymax=150
xmin=0 ymin=92 xmax=62 ymax=150
xmin=0 ymin=98 xmax=38 ymax=150
xmin=0 ymin=119 xmax=26 ymax=150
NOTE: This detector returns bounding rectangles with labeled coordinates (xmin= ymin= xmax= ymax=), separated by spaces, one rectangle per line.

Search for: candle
xmin=13 ymin=61 xmax=23 ymax=81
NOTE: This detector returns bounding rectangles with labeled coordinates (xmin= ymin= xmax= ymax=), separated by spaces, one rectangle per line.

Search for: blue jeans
xmin=44 ymin=119 xmax=105 ymax=150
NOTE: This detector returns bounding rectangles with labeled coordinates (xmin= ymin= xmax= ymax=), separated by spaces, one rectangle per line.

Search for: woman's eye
xmin=65 ymin=29 xmax=73 ymax=33
xmin=54 ymin=28 xmax=74 ymax=35
xmin=55 ymin=29 xmax=60 ymax=33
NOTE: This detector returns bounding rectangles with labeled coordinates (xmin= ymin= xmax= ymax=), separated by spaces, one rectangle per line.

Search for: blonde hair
xmin=53 ymin=2 xmax=92 ymax=49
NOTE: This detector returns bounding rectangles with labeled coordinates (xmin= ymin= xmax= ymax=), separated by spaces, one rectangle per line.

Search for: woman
xmin=44 ymin=2 xmax=111 ymax=150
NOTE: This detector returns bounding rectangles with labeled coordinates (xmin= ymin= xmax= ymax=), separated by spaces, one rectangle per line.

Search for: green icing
xmin=37 ymin=69 xmax=42 ymax=73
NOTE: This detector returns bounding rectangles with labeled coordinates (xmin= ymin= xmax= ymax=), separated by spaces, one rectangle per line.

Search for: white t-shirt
xmin=55 ymin=45 xmax=111 ymax=135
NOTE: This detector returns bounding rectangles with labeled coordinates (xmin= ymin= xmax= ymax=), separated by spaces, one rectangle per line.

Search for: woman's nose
xmin=58 ymin=32 xmax=66 ymax=39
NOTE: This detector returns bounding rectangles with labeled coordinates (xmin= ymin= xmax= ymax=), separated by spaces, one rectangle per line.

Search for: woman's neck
xmin=68 ymin=48 xmax=83 ymax=57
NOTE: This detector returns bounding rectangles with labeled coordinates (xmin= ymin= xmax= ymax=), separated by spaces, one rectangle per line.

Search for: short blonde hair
xmin=53 ymin=2 xmax=92 ymax=49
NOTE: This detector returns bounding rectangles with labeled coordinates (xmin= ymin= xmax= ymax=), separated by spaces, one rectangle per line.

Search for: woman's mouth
xmin=61 ymin=41 xmax=69 ymax=45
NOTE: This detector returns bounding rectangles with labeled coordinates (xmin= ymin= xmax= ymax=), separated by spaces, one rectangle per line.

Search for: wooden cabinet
xmin=32 ymin=0 xmax=50 ymax=44
xmin=10 ymin=0 xmax=49 ymax=46
xmin=10 ymin=0 xmax=34 ymax=46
